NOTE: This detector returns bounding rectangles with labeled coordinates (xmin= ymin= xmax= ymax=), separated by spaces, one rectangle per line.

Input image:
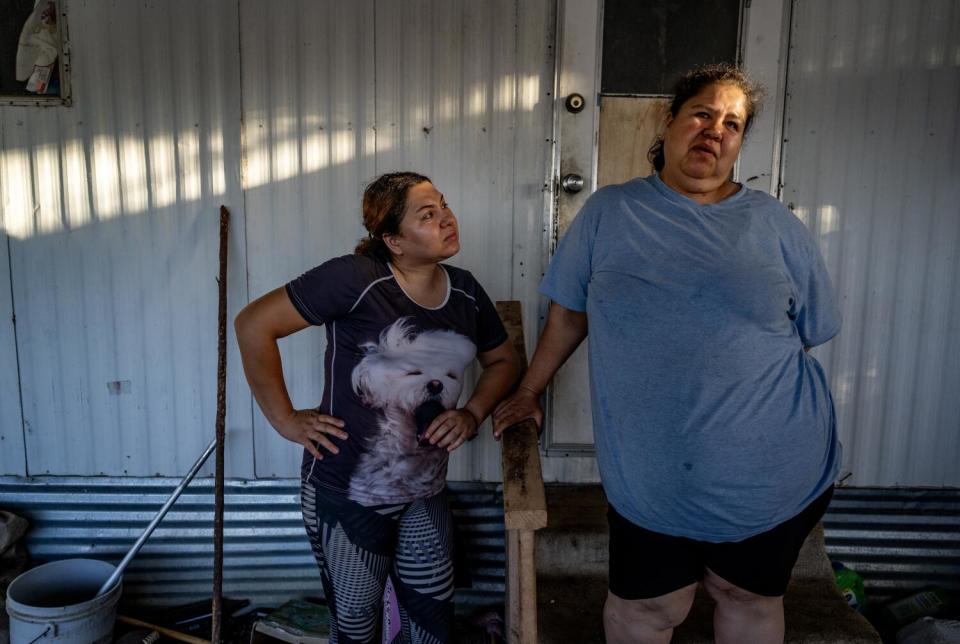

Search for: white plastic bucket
xmin=6 ymin=559 xmax=121 ymax=644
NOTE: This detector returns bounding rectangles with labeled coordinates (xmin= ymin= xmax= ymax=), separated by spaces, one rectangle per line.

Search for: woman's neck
xmin=659 ymin=172 xmax=740 ymax=205
xmin=389 ymin=257 xmax=448 ymax=308
xmin=389 ymin=257 xmax=442 ymax=284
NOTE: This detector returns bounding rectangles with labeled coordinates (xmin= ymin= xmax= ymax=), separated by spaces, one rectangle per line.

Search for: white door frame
xmin=542 ymin=0 xmax=604 ymax=456
xmin=738 ymin=0 xmax=793 ymax=197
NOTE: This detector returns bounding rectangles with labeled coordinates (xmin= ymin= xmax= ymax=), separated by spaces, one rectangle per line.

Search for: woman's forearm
xmin=519 ymin=302 xmax=588 ymax=394
xmin=464 ymin=355 xmax=521 ymax=425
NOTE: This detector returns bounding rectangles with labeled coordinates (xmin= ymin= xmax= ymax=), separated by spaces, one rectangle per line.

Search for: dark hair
xmin=354 ymin=171 xmax=431 ymax=262
xmin=648 ymin=63 xmax=765 ymax=172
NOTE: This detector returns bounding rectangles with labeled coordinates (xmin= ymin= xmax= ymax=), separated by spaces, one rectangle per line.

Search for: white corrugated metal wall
xmin=0 ymin=0 xmax=555 ymax=481
xmin=0 ymin=201 xmax=22 ymax=475
xmin=238 ymin=0 xmax=555 ymax=481
xmin=239 ymin=0 xmax=378 ymax=479
xmin=782 ymin=0 xmax=960 ymax=485
xmin=0 ymin=0 xmax=253 ymax=478
xmin=3 ymin=0 xmax=958 ymax=488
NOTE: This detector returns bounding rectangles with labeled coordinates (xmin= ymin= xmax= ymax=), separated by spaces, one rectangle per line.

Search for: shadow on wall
xmin=0 ymin=0 xmax=556 ymax=481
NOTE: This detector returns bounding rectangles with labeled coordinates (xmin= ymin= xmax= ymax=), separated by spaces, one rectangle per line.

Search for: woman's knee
xmin=703 ymin=569 xmax=783 ymax=616
xmin=603 ymin=584 xmax=697 ymax=636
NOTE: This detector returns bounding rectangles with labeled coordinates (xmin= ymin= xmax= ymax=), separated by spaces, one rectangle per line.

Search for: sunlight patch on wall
xmin=33 ymin=144 xmax=62 ymax=235
xmin=300 ymin=114 xmax=326 ymax=175
xmin=63 ymin=138 xmax=91 ymax=230
xmin=120 ymin=135 xmax=148 ymax=215
xmin=2 ymin=149 xmax=34 ymax=239
xmin=816 ymin=205 xmax=840 ymax=260
xmin=92 ymin=135 xmax=122 ymax=221
xmin=437 ymin=94 xmax=458 ymax=121
xmin=363 ymin=125 xmax=376 ymax=159
xmin=495 ymin=74 xmax=515 ymax=113
xmin=272 ymin=138 xmax=299 ymax=183
xmin=331 ymin=129 xmax=356 ymax=166
xmin=242 ymin=126 xmax=362 ymax=190
xmin=149 ymin=134 xmax=177 ymax=210
xmin=209 ymin=129 xmax=226 ymax=196
xmin=792 ymin=205 xmax=810 ymax=227
xmin=300 ymin=129 xmax=327 ymax=175
xmin=466 ymin=83 xmax=487 ymax=118
xmin=179 ymin=129 xmax=201 ymax=203
xmin=818 ymin=205 xmax=839 ymax=235
xmin=244 ymin=123 xmax=269 ymax=190
xmin=3 ymin=126 xmax=231 ymax=238
xmin=832 ymin=372 xmax=855 ymax=406
xmin=271 ymin=114 xmax=299 ymax=183
xmin=518 ymin=73 xmax=541 ymax=112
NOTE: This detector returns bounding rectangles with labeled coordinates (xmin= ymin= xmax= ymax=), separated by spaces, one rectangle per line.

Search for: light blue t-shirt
xmin=540 ymin=174 xmax=841 ymax=542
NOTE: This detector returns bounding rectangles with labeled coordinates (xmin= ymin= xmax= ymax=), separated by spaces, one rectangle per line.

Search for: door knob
xmin=561 ymin=173 xmax=585 ymax=193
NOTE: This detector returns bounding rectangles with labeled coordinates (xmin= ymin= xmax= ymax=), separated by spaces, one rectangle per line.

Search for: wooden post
xmin=518 ymin=529 xmax=538 ymax=641
xmin=212 ymin=206 xmax=229 ymax=644
xmin=495 ymin=301 xmax=547 ymax=644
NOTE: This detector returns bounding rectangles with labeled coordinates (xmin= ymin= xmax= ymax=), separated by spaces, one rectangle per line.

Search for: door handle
xmin=561 ymin=173 xmax=585 ymax=193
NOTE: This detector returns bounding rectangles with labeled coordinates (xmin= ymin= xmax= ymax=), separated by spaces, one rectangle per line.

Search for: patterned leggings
xmin=300 ymin=480 xmax=455 ymax=644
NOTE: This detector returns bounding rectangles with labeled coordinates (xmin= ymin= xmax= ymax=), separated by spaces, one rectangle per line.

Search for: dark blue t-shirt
xmin=286 ymin=254 xmax=507 ymax=505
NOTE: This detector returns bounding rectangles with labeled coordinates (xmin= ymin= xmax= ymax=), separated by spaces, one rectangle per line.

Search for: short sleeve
xmin=285 ymin=255 xmax=367 ymax=326
xmin=538 ymin=195 xmax=601 ymax=311
xmin=787 ymin=230 xmax=842 ymax=347
xmin=474 ymin=282 xmax=509 ymax=353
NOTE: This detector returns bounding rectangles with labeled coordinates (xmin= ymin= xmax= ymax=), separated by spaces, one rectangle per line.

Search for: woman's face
xmin=385 ymin=181 xmax=460 ymax=263
xmin=660 ymin=82 xmax=748 ymax=201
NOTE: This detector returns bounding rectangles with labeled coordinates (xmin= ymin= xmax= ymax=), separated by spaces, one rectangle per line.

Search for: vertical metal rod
xmin=212 ymin=205 xmax=229 ymax=643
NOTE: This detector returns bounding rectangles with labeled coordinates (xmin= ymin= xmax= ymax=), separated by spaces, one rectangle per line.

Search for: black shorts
xmin=608 ymin=486 xmax=834 ymax=599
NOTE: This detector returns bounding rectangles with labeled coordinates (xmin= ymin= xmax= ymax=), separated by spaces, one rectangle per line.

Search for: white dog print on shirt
xmin=349 ymin=317 xmax=476 ymax=503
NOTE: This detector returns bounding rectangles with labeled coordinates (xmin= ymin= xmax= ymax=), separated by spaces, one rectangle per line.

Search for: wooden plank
xmin=497 ymin=300 xmax=546 ymax=644
xmin=117 ymin=615 xmax=210 ymax=644
xmin=495 ymin=300 xmax=528 ymax=365
xmin=518 ymin=529 xmax=539 ymax=644
xmin=495 ymin=301 xmax=548 ymax=531
xmin=505 ymin=529 xmax=540 ymax=644
xmin=597 ymin=96 xmax=670 ymax=187
xmin=505 ymin=529 xmax=521 ymax=644
xmin=501 ymin=421 xmax=548 ymax=530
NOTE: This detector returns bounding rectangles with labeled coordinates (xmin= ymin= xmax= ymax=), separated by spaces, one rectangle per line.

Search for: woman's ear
xmin=383 ymin=233 xmax=402 ymax=255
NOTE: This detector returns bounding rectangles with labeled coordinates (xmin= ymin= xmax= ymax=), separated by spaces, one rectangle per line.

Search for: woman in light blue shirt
xmin=494 ymin=64 xmax=841 ymax=644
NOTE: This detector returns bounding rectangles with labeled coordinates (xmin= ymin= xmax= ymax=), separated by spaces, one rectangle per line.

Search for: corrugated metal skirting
xmin=0 ymin=478 xmax=506 ymax=609
xmin=2 ymin=479 xmax=957 ymax=610
xmin=824 ymin=487 xmax=960 ymax=604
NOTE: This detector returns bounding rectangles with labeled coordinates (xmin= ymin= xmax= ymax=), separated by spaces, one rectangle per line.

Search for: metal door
xmin=543 ymin=0 xmax=603 ymax=461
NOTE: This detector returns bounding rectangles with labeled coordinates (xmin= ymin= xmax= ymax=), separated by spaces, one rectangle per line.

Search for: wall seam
xmin=235 ymin=0 xmax=257 ymax=478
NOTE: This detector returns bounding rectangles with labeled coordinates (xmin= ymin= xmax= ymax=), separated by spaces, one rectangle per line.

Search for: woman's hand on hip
xmin=425 ymin=409 xmax=479 ymax=452
xmin=275 ymin=409 xmax=347 ymax=460
xmin=492 ymin=385 xmax=543 ymax=440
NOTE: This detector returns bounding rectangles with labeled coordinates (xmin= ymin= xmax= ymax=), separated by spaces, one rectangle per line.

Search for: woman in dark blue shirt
xmin=236 ymin=172 xmax=519 ymax=643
